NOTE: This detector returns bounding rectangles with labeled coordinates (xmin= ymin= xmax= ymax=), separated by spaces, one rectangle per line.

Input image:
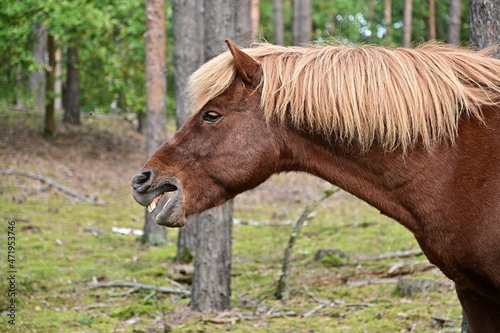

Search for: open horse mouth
xmin=131 ymin=174 xmax=187 ymax=227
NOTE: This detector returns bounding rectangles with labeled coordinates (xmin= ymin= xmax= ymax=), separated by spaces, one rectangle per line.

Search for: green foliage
xmin=1 ymin=0 xmax=471 ymax=118
xmin=259 ymin=0 xmax=470 ymax=45
xmin=0 ymin=0 xmax=170 ymax=116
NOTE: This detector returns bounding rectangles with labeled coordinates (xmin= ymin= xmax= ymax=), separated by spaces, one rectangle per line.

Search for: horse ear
xmin=225 ymin=39 xmax=260 ymax=86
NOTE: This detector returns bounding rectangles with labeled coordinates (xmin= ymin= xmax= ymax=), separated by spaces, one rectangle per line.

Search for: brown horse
xmin=132 ymin=39 xmax=500 ymax=332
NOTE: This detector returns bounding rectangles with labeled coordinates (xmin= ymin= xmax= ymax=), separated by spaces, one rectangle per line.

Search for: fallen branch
xmin=0 ymin=167 xmax=105 ymax=205
xmin=351 ymin=249 xmax=423 ymax=263
xmin=202 ymin=309 xmax=298 ymax=324
xmin=275 ymin=186 xmax=341 ymax=300
xmin=347 ymin=278 xmax=399 ymax=287
xmin=385 ymin=260 xmax=435 ymax=277
xmin=87 ymin=280 xmax=190 ymax=297
xmin=303 ymin=304 xmax=326 ymax=318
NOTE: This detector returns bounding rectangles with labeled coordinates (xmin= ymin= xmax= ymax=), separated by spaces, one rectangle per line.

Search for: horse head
xmin=131 ymin=40 xmax=282 ymax=227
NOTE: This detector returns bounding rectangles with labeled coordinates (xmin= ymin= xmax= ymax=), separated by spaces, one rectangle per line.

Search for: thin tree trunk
xmin=44 ymin=34 xmax=56 ymax=138
xmin=64 ymin=46 xmax=81 ymax=125
xmin=469 ymin=0 xmax=500 ymax=57
xmin=403 ymin=0 xmax=413 ymax=47
xmin=292 ymin=0 xmax=312 ymax=45
xmin=15 ymin=64 xmax=24 ymax=109
xmin=30 ymin=23 xmax=47 ymax=111
xmin=251 ymin=0 xmax=260 ymax=41
xmin=54 ymin=44 xmax=62 ymax=113
xmin=448 ymin=0 xmax=462 ymax=45
xmin=276 ymin=187 xmax=339 ymax=300
xmin=273 ymin=0 xmax=284 ymax=45
xmin=368 ymin=0 xmax=375 ymax=43
xmin=428 ymin=0 xmax=436 ymax=40
xmin=172 ymin=0 xmax=204 ymax=261
xmin=143 ymin=0 xmax=167 ymax=245
xmin=384 ymin=0 xmax=392 ymax=42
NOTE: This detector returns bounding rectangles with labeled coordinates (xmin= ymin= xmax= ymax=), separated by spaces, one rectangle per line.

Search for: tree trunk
xmin=30 ymin=23 xmax=47 ymax=111
xmin=190 ymin=202 xmax=233 ymax=311
xmin=235 ymin=0 xmax=253 ymax=46
xmin=273 ymin=0 xmax=284 ymax=45
xmin=463 ymin=4 xmax=499 ymax=331
xmin=44 ymin=34 xmax=56 ymax=138
xmin=54 ymin=45 xmax=63 ymax=113
xmin=189 ymin=0 xmax=251 ymax=312
xmin=143 ymin=0 xmax=168 ymax=245
xmin=448 ymin=0 xmax=462 ymax=45
xmin=292 ymin=0 xmax=312 ymax=45
xmin=251 ymin=0 xmax=260 ymax=41
xmin=15 ymin=64 xmax=24 ymax=109
xmin=403 ymin=0 xmax=413 ymax=47
xmin=469 ymin=0 xmax=500 ymax=57
xmin=64 ymin=46 xmax=81 ymax=125
xmin=235 ymin=0 xmax=252 ymax=45
xmin=428 ymin=0 xmax=436 ymax=40
xmin=384 ymin=0 xmax=392 ymax=43
xmin=172 ymin=0 xmax=204 ymax=261
xmin=368 ymin=0 xmax=375 ymax=43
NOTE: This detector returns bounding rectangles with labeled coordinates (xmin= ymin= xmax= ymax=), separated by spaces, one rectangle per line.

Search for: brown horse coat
xmin=132 ymin=40 xmax=500 ymax=332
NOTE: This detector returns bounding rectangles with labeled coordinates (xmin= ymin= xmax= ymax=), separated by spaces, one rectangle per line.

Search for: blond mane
xmin=188 ymin=43 xmax=500 ymax=151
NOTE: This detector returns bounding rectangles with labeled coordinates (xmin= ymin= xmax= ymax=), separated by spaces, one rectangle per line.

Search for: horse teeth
xmin=147 ymin=201 xmax=157 ymax=213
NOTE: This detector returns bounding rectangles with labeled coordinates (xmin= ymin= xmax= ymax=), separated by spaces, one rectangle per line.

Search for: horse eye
xmin=202 ymin=111 xmax=222 ymax=123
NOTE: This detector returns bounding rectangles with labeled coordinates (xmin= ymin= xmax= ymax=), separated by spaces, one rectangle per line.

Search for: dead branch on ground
xmin=87 ymin=279 xmax=190 ymax=298
xmin=351 ymin=249 xmax=423 ymax=262
xmin=385 ymin=260 xmax=435 ymax=277
xmin=0 ymin=167 xmax=105 ymax=205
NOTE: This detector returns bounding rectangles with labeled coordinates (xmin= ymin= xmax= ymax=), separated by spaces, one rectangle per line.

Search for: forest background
xmin=0 ymin=0 xmax=469 ymax=119
xmin=1 ymin=0 xmax=492 ymax=332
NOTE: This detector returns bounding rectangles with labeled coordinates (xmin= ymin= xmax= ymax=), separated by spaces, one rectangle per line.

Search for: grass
xmin=0 ymin=108 xmax=462 ymax=332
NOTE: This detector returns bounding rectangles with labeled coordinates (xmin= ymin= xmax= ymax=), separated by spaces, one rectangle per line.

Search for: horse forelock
xmin=188 ymin=42 xmax=500 ymax=151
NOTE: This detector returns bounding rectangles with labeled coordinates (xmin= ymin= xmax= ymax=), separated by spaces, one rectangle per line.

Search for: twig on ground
xmin=347 ymin=278 xmax=399 ymax=287
xmin=87 ymin=280 xmax=191 ymax=297
xmin=385 ymin=260 xmax=435 ymax=277
xmin=109 ymin=286 xmax=140 ymax=297
xmin=303 ymin=304 xmax=326 ymax=318
xmin=0 ymin=167 xmax=105 ymax=205
xmin=300 ymin=285 xmax=330 ymax=305
xmin=164 ymin=276 xmax=187 ymax=290
xmin=351 ymin=249 xmax=423 ymax=262
xmin=143 ymin=289 xmax=157 ymax=301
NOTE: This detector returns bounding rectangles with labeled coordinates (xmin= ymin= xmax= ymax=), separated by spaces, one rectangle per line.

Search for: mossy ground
xmin=0 ymin=109 xmax=462 ymax=332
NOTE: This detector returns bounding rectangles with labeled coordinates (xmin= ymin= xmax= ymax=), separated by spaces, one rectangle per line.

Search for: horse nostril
xmin=131 ymin=170 xmax=153 ymax=191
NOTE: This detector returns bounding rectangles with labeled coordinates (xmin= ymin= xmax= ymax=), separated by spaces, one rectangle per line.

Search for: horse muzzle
xmin=131 ymin=171 xmax=187 ymax=227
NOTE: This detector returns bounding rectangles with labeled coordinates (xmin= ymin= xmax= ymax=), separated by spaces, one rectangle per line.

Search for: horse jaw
xmin=131 ymin=176 xmax=187 ymax=228
xmin=155 ymin=189 xmax=186 ymax=227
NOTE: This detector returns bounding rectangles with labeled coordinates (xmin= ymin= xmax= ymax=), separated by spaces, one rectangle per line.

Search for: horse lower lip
xmin=155 ymin=190 xmax=186 ymax=227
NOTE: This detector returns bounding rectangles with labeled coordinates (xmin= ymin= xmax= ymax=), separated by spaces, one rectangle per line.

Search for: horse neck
xmin=280 ymin=107 xmax=500 ymax=239
xmin=282 ymin=137 xmax=434 ymax=234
